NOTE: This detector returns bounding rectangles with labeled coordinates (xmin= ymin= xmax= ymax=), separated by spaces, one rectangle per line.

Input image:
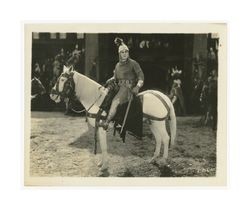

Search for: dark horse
xmin=31 ymin=77 xmax=47 ymax=111
xmin=31 ymin=77 xmax=46 ymax=99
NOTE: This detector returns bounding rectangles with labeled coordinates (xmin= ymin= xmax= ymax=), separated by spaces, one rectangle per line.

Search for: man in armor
xmin=99 ymin=38 xmax=144 ymax=130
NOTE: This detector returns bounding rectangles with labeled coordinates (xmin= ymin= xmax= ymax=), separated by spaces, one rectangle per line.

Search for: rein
xmin=84 ymin=86 xmax=105 ymax=123
xmin=85 ymin=87 xmax=103 ymax=112
xmin=53 ymin=71 xmax=105 ymax=119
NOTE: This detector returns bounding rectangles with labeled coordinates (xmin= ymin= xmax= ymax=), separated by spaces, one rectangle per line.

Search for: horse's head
xmin=50 ymin=65 xmax=75 ymax=103
xmin=31 ymin=77 xmax=46 ymax=96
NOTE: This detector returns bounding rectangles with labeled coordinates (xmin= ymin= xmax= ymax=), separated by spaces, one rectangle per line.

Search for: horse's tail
xmin=168 ymin=100 xmax=177 ymax=146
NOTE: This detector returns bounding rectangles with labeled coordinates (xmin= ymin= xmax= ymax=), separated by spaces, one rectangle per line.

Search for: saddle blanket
xmin=113 ymin=96 xmax=143 ymax=140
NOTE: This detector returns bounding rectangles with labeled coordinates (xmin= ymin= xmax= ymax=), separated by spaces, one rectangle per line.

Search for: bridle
xmin=51 ymin=71 xmax=75 ymax=101
xmin=51 ymin=70 xmax=105 ymax=115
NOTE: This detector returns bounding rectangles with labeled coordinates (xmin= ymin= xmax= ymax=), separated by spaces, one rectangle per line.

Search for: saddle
xmin=113 ymin=96 xmax=143 ymax=140
xmin=99 ymin=86 xmax=143 ymax=141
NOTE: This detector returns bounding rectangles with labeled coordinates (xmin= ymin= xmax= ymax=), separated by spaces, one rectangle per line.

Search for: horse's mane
xmin=73 ymin=71 xmax=106 ymax=109
xmin=74 ymin=71 xmax=102 ymax=92
xmin=76 ymin=71 xmax=101 ymax=87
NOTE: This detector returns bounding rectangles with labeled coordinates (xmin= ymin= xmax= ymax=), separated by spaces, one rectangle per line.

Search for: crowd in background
xmin=31 ymin=44 xmax=84 ymax=112
xmin=167 ymin=46 xmax=218 ymax=129
xmin=32 ymin=44 xmax=84 ymax=93
xmin=31 ymin=42 xmax=218 ymax=130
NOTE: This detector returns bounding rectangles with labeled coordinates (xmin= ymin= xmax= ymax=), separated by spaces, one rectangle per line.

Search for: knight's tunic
xmin=113 ymin=58 xmax=144 ymax=104
xmin=114 ymin=58 xmax=144 ymax=82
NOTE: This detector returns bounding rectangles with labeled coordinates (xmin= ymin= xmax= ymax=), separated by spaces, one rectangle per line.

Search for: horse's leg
xmin=97 ymin=127 xmax=108 ymax=171
xmin=159 ymin=121 xmax=170 ymax=161
xmin=149 ymin=120 xmax=162 ymax=163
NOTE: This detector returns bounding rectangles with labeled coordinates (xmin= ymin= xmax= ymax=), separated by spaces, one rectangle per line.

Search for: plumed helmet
xmin=114 ymin=37 xmax=129 ymax=53
xmin=171 ymin=68 xmax=182 ymax=80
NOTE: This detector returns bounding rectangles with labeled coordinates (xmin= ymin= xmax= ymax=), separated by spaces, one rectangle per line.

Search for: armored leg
xmin=99 ymin=98 xmax=120 ymax=130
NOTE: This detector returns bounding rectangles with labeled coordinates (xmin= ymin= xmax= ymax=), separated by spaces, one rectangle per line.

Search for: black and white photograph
xmin=24 ymin=23 xmax=227 ymax=186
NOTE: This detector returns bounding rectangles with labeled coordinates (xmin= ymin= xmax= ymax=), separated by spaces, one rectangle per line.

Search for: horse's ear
xmin=63 ymin=65 xmax=69 ymax=73
xmin=69 ymin=66 xmax=74 ymax=72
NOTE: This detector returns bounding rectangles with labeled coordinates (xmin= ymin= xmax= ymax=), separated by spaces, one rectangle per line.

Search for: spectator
xmin=207 ymin=47 xmax=217 ymax=75
xmin=72 ymin=44 xmax=81 ymax=57
xmin=191 ymin=76 xmax=203 ymax=114
xmin=208 ymin=70 xmax=218 ymax=130
xmin=66 ymin=54 xmax=80 ymax=70
xmin=193 ymin=53 xmax=206 ymax=81
xmin=43 ymin=58 xmax=53 ymax=92
xmin=198 ymin=70 xmax=218 ymax=130
xmin=33 ymin=62 xmax=41 ymax=78
xmin=40 ymin=63 xmax=46 ymax=84
xmin=57 ymin=48 xmax=66 ymax=66
xmin=164 ymin=68 xmax=172 ymax=94
xmin=53 ymin=55 xmax=62 ymax=78
xmin=169 ymin=67 xmax=186 ymax=116
xmin=89 ymin=57 xmax=97 ymax=80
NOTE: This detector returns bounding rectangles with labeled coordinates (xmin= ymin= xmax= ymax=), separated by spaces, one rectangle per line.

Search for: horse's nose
xmin=50 ymin=88 xmax=60 ymax=103
xmin=50 ymin=93 xmax=61 ymax=103
xmin=49 ymin=93 xmax=54 ymax=100
xmin=50 ymin=92 xmax=55 ymax=101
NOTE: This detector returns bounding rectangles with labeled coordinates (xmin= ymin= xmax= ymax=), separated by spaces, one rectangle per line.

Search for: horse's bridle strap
xmin=143 ymin=113 xmax=169 ymax=121
xmin=54 ymin=72 xmax=75 ymax=99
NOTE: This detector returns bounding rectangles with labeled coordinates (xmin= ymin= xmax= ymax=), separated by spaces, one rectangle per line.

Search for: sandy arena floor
xmin=29 ymin=111 xmax=216 ymax=177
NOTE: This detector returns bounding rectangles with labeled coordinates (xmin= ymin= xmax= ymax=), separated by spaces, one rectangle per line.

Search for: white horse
xmin=50 ymin=66 xmax=176 ymax=171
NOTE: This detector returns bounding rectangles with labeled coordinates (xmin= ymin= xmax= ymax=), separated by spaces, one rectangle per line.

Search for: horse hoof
xmin=161 ymin=157 xmax=168 ymax=165
xmin=100 ymin=164 xmax=108 ymax=171
xmin=148 ymin=157 xmax=158 ymax=164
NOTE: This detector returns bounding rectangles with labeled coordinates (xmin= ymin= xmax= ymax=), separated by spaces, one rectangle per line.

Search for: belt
xmin=117 ymin=79 xmax=136 ymax=86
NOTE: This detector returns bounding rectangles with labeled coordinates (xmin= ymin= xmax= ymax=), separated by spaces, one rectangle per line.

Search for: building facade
xmin=31 ymin=33 xmax=218 ymax=114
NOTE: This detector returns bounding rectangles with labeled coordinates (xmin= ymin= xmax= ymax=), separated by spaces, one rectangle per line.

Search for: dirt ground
xmin=29 ymin=112 xmax=216 ymax=177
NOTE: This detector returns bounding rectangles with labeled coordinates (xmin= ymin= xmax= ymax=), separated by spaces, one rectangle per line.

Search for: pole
xmin=120 ymin=94 xmax=133 ymax=135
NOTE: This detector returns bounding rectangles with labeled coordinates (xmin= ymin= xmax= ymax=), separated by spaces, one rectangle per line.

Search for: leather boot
xmin=99 ymin=115 xmax=112 ymax=130
xmin=99 ymin=120 xmax=109 ymax=130
xmin=99 ymin=98 xmax=119 ymax=130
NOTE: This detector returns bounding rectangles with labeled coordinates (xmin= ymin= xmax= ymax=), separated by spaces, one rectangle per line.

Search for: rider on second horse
xmin=99 ymin=37 xmax=145 ymax=130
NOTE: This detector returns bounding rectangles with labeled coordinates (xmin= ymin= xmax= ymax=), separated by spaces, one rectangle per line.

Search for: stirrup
xmin=99 ymin=120 xmax=109 ymax=130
